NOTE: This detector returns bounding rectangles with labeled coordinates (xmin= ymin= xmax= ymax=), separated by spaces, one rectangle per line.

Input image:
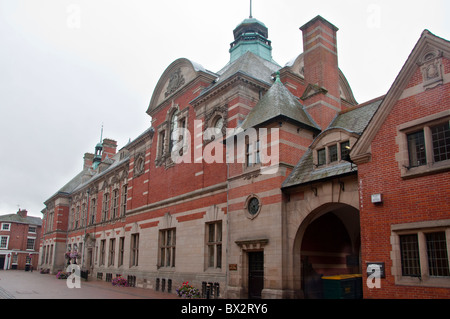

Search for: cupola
xmin=229 ymin=15 xmax=274 ymax=63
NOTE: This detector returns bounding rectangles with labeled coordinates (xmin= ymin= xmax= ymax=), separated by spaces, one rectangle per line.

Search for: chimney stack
xmin=300 ymin=16 xmax=341 ymax=130
xmin=101 ymin=139 xmax=117 ymax=161
xmin=17 ymin=209 xmax=27 ymax=218
xmin=83 ymin=153 xmax=94 ymax=170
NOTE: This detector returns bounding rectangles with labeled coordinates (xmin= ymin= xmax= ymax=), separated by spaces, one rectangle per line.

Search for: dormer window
xmin=314 ymin=140 xmax=352 ymax=168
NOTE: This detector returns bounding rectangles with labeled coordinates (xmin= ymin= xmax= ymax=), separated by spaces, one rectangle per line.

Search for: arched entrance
xmin=293 ymin=203 xmax=361 ymax=299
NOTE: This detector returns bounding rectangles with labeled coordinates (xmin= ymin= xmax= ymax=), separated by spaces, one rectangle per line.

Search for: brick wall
xmin=358 ymin=57 xmax=450 ymax=298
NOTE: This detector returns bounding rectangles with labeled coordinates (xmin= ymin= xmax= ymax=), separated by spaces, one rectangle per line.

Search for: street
xmin=0 ymin=270 xmax=178 ymax=299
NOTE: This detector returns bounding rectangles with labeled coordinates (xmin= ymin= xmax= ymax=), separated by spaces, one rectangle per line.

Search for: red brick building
xmin=352 ymin=30 xmax=450 ymax=298
xmin=0 ymin=209 xmax=42 ymax=271
xmin=40 ymin=13 xmax=449 ymax=299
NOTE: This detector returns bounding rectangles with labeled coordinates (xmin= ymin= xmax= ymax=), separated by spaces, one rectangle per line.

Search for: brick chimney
xmin=17 ymin=209 xmax=27 ymax=218
xmin=83 ymin=153 xmax=94 ymax=170
xmin=101 ymin=139 xmax=117 ymax=161
xmin=300 ymin=16 xmax=341 ymax=130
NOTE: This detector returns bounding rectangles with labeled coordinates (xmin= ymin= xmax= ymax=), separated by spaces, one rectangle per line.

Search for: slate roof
xmin=45 ymin=170 xmax=87 ymax=203
xmin=282 ymin=96 xmax=384 ymax=189
xmin=328 ymin=97 xmax=383 ymax=134
xmin=197 ymin=51 xmax=280 ymax=99
xmin=217 ymin=51 xmax=280 ymax=85
xmin=0 ymin=213 xmax=42 ymax=226
xmin=239 ymin=75 xmax=320 ymax=131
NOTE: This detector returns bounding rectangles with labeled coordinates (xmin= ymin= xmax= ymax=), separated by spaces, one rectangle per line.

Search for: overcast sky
xmin=0 ymin=0 xmax=448 ymax=218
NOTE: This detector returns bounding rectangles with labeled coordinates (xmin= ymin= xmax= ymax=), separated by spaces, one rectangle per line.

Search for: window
xmin=246 ymin=139 xmax=261 ymax=167
xmin=28 ymin=226 xmax=36 ymax=233
xmin=75 ymin=206 xmax=80 ymax=229
xmin=47 ymin=211 xmax=54 ymax=232
xmin=26 ymin=238 xmax=35 ymax=250
xmin=109 ymin=238 xmax=116 ymax=266
xmin=0 ymin=236 xmax=9 ymax=249
xmin=329 ymin=144 xmax=338 ymax=163
xmin=400 ymin=234 xmax=421 ymax=277
xmin=102 ymin=193 xmax=109 ymax=221
xmin=112 ymin=189 xmax=119 ymax=219
xmin=130 ymin=233 xmax=139 ymax=267
xmin=100 ymin=239 xmax=106 ymax=266
xmin=315 ymin=140 xmax=352 ymax=167
xmin=340 ymin=141 xmax=350 ymax=161
xmin=207 ymin=222 xmax=222 ymax=269
xmin=90 ymin=198 xmax=96 ymax=224
xmin=317 ymin=148 xmax=326 ymax=166
xmin=431 ymin=122 xmax=450 ymax=163
xmin=407 ymin=130 xmax=427 ymax=167
xmin=426 ymin=232 xmax=450 ymax=277
xmin=159 ymin=229 xmax=176 ymax=268
xmin=118 ymin=237 xmax=125 ymax=267
xmin=392 ymin=222 xmax=450 ymax=287
xmin=158 ymin=131 xmax=166 ymax=158
xmin=121 ymin=185 xmax=127 ymax=216
xmin=2 ymin=223 xmax=10 ymax=231
xmin=398 ymin=113 xmax=450 ymax=177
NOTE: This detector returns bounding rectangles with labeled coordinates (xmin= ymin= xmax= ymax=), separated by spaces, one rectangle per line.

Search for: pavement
xmin=0 ymin=270 xmax=179 ymax=299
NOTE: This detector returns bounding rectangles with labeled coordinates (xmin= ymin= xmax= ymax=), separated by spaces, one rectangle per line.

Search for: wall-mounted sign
xmin=371 ymin=194 xmax=383 ymax=204
xmin=229 ymin=264 xmax=238 ymax=271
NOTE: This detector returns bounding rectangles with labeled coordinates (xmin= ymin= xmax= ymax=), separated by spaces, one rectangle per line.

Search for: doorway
xmin=248 ymin=251 xmax=264 ymax=299
xmin=0 ymin=255 xmax=5 ymax=270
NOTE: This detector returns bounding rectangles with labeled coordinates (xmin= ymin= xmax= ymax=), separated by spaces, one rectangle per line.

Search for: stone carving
xmin=165 ymin=68 xmax=185 ymax=98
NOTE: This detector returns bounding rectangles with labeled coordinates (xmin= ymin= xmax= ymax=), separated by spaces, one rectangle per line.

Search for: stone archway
xmin=292 ymin=203 xmax=361 ymax=299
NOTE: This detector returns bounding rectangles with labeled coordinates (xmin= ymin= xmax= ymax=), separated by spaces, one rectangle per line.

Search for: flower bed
xmin=112 ymin=276 xmax=129 ymax=287
xmin=176 ymin=282 xmax=201 ymax=299
xmin=56 ymin=271 xmax=70 ymax=279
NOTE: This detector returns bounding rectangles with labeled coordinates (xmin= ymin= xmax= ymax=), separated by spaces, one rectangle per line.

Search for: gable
xmin=147 ymin=58 xmax=216 ymax=116
xmin=351 ymin=30 xmax=450 ymax=164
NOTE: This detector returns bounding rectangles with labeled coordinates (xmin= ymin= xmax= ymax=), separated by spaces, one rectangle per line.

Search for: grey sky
xmin=0 ymin=0 xmax=448 ymax=217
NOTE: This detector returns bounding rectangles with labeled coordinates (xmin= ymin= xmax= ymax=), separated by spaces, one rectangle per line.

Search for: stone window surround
xmin=155 ymin=104 xmax=189 ymax=168
xmin=396 ymin=110 xmax=450 ymax=179
xmin=390 ymin=219 xmax=450 ymax=288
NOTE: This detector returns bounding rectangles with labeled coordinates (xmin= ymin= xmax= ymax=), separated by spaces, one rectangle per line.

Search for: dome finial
xmin=249 ymin=0 xmax=253 ymax=18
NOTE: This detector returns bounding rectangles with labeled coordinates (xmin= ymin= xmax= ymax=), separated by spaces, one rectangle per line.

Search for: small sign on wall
xmin=229 ymin=264 xmax=238 ymax=271
xmin=371 ymin=194 xmax=383 ymax=204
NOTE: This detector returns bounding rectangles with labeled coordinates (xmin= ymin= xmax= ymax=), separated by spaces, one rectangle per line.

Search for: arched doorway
xmin=294 ymin=203 xmax=361 ymax=299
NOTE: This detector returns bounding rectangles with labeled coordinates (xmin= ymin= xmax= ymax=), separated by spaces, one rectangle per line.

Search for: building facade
xmin=0 ymin=209 xmax=42 ymax=271
xmin=40 ymin=14 xmax=450 ymax=299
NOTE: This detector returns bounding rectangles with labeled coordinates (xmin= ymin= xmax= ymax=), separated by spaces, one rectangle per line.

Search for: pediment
xmin=147 ymin=58 xmax=212 ymax=116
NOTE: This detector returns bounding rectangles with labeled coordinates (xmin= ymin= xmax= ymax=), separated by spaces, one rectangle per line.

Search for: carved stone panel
xmin=165 ymin=68 xmax=185 ymax=98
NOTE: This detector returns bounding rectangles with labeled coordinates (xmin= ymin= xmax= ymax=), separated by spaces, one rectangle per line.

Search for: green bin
xmin=322 ymin=274 xmax=362 ymax=299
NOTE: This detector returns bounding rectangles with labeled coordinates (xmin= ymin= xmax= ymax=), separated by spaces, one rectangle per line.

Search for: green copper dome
xmin=229 ymin=17 xmax=274 ymax=63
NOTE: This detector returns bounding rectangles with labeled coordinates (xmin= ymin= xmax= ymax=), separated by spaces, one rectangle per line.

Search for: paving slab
xmin=0 ymin=270 xmax=178 ymax=299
